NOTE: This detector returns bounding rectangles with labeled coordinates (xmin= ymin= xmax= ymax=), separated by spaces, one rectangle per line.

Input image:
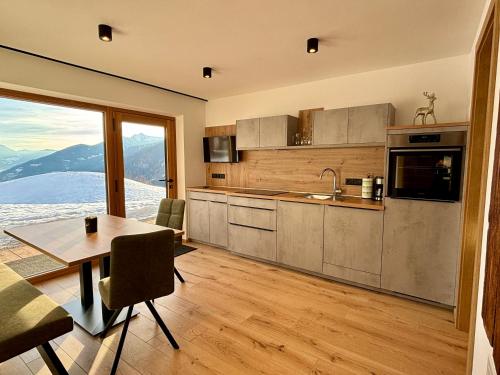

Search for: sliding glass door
xmin=111 ymin=112 xmax=177 ymax=220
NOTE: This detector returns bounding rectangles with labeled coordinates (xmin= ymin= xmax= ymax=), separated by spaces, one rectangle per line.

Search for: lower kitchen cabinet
xmin=381 ymin=198 xmax=462 ymax=305
xmin=188 ymin=191 xmax=228 ymax=247
xmin=323 ymin=206 xmax=383 ymax=277
xmin=188 ymin=198 xmax=210 ymax=243
xmin=228 ymin=224 xmax=276 ymax=261
xmin=277 ymin=201 xmax=324 ymax=273
xmin=209 ymin=201 xmax=228 ymax=247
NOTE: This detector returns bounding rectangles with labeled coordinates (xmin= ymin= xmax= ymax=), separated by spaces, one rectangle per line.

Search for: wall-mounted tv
xmin=203 ymin=136 xmax=239 ymax=163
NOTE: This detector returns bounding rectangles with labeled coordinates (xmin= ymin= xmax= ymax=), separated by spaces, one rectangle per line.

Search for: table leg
xmin=63 ymin=257 xmax=138 ymax=336
xmin=79 ymin=262 xmax=93 ymax=309
xmin=99 ymin=256 xmax=113 ymax=322
xmin=99 ymin=256 xmax=110 ymax=278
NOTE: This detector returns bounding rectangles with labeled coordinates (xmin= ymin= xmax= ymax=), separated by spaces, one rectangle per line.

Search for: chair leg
xmin=174 ymin=267 xmax=185 ymax=283
xmin=145 ymin=300 xmax=179 ymax=349
xmin=37 ymin=342 xmax=69 ymax=375
xmin=110 ymin=305 xmax=133 ymax=375
xmin=100 ymin=308 xmax=123 ymax=338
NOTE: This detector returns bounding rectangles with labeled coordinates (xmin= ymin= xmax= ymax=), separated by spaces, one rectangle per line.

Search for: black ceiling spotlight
xmin=307 ymin=37 xmax=319 ymax=53
xmin=98 ymin=24 xmax=112 ymax=42
xmin=203 ymin=67 xmax=212 ymax=78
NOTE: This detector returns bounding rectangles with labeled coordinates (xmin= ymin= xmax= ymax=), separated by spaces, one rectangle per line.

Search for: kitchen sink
xmin=302 ymin=193 xmax=344 ymax=201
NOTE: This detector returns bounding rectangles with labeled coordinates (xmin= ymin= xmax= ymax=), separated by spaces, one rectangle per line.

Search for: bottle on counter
xmin=361 ymin=175 xmax=373 ymax=199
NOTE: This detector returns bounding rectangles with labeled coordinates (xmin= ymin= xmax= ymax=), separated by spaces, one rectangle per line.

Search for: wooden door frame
xmin=110 ymin=110 xmax=177 ymax=217
xmin=0 ymin=87 xmax=177 ymax=219
xmin=454 ymin=0 xmax=499 ymax=372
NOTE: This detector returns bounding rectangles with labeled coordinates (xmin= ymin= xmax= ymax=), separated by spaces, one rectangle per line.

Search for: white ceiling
xmin=0 ymin=0 xmax=486 ymax=100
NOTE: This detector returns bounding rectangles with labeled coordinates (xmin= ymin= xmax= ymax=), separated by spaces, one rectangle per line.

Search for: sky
xmin=0 ymin=97 xmax=104 ymax=150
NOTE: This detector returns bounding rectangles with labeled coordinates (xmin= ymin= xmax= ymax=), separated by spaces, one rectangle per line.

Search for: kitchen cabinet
xmin=209 ymin=201 xmax=228 ymax=247
xmin=312 ymin=108 xmax=348 ymax=145
xmin=236 ymin=118 xmax=260 ymax=149
xmin=188 ymin=198 xmax=210 ymax=243
xmin=348 ymin=103 xmax=395 ymax=144
xmin=381 ymin=198 xmax=462 ymax=305
xmin=277 ymin=201 xmax=324 ymax=273
xmin=228 ymin=224 xmax=276 ymax=261
xmin=228 ymin=196 xmax=277 ymax=260
xmin=188 ymin=191 xmax=227 ymax=247
xmin=259 ymin=115 xmax=298 ymax=148
xmin=323 ymin=206 xmax=383 ymax=284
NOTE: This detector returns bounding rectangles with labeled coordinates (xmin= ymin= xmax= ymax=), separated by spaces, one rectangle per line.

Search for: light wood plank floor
xmin=0 ymin=243 xmax=468 ymax=375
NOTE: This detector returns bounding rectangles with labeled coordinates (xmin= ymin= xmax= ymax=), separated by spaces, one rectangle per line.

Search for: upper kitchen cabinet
xmin=312 ymin=108 xmax=348 ymax=145
xmin=236 ymin=118 xmax=260 ymax=149
xmin=348 ymin=103 xmax=395 ymax=144
xmin=259 ymin=115 xmax=298 ymax=148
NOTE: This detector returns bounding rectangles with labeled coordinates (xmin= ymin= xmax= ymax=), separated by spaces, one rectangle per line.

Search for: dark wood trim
xmin=0 ymin=87 xmax=106 ymax=111
xmin=482 ymin=103 xmax=500 ymax=368
xmin=457 ymin=1 xmax=500 ymax=373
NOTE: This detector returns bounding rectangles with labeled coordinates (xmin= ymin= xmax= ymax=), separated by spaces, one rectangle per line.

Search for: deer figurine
xmin=413 ymin=92 xmax=437 ymax=125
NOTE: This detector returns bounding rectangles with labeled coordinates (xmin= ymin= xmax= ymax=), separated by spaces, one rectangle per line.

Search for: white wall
xmin=471 ymin=0 xmax=498 ymax=373
xmin=206 ymin=55 xmax=471 ymax=126
xmin=0 ymin=48 xmax=207 ymax=200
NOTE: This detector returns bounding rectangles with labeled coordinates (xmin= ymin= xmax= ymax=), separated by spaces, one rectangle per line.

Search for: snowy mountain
xmin=0 ymin=144 xmax=54 ymax=172
xmin=0 ymin=134 xmax=164 ymax=184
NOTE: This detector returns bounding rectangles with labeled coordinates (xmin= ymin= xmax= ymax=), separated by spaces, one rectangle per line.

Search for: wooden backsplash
xmin=204 ymin=124 xmax=385 ymax=196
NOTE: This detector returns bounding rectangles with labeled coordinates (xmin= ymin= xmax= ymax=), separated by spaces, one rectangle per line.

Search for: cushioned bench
xmin=0 ymin=263 xmax=73 ymax=374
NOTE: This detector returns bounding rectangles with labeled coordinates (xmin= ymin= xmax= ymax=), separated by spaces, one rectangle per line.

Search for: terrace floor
xmin=0 ymin=244 xmax=41 ymax=263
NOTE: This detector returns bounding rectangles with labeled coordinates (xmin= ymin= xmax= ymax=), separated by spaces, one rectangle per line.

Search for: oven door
xmin=388 ymin=147 xmax=463 ymax=201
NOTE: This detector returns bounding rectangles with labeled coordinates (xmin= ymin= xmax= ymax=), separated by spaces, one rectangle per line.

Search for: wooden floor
xmin=0 ymin=243 xmax=468 ymax=375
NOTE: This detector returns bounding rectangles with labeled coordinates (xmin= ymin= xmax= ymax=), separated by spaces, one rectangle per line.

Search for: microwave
xmin=387 ymin=132 xmax=466 ymax=202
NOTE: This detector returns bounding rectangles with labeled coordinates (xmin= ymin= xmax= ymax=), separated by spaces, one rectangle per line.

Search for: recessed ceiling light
xmin=307 ymin=38 xmax=319 ymax=53
xmin=98 ymin=24 xmax=112 ymax=42
xmin=203 ymin=67 xmax=212 ymax=78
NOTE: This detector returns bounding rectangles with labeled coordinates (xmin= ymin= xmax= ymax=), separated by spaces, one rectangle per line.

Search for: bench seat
xmin=0 ymin=263 xmax=73 ymax=363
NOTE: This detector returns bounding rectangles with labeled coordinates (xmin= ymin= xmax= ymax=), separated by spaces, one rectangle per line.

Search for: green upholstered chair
xmin=98 ymin=230 xmax=179 ymax=375
xmin=155 ymin=198 xmax=186 ymax=283
xmin=0 ymin=263 xmax=73 ymax=374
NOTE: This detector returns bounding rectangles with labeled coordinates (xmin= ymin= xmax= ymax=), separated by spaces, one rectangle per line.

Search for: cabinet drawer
xmin=228 ymin=205 xmax=276 ymax=230
xmin=188 ymin=191 xmax=227 ymax=202
xmin=228 ymin=196 xmax=277 ymax=210
xmin=228 ymin=224 xmax=276 ymax=261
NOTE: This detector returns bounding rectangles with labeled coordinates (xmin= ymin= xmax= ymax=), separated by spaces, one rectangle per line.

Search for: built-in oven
xmin=387 ymin=131 xmax=466 ymax=202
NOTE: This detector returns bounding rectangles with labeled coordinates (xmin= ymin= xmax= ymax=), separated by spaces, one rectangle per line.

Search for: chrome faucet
xmin=320 ymin=168 xmax=342 ymax=199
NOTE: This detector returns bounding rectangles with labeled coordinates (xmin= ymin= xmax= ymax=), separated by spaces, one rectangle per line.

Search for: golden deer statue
xmin=413 ymin=92 xmax=437 ymax=125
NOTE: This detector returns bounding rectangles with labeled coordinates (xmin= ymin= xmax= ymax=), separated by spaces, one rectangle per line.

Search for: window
xmin=0 ymin=97 xmax=106 ymax=266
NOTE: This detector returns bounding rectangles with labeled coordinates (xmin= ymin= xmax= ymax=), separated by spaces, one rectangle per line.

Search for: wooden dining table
xmin=4 ymin=214 xmax=184 ymax=336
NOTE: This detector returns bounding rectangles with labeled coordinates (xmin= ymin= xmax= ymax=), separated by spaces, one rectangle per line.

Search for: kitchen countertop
xmin=186 ymin=186 xmax=384 ymax=211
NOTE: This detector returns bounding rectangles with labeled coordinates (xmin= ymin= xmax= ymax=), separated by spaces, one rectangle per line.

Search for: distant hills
xmin=0 ymin=144 xmax=54 ymax=172
xmin=0 ymin=134 xmax=166 ymax=186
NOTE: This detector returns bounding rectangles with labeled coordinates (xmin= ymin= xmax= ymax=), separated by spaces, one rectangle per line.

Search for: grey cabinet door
xmin=348 ymin=103 xmax=393 ymax=144
xmin=277 ymin=201 xmax=324 ymax=272
xmin=312 ymin=108 xmax=348 ymax=145
xmin=236 ymin=118 xmax=260 ymax=149
xmin=228 ymin=224 xmax=277 ymax=261
xmin=324 ymin=206 xmax=383 ymax=275
xmin=188 ymin=199 xmax=210 ymax=243
xmin=381 ymin=198 xmax=462 ymax=305
xmin=259 ymin=115 xmax=288 ymax=147
xmin=209 ymin=201 xmax=228 ymax=247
